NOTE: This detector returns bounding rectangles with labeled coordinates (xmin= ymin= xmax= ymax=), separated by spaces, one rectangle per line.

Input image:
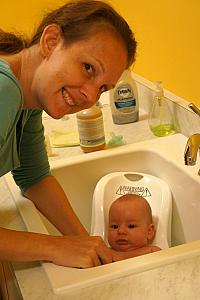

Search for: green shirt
xmin=0 ymin=59 xmax=51 ymax=191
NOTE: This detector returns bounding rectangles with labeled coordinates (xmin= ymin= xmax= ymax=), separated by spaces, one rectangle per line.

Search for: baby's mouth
xmin=62 ymin=88 xmax=76 ymax=106
xmin=116 ymin=239 xmax=128 ymax=245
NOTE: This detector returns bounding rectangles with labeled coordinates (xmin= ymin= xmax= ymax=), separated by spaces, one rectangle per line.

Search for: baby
xmin=107 ymin=194 xmax=161 ymax=261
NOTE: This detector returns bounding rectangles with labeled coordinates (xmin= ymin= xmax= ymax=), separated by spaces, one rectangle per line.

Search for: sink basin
xmin=5 ymin=133 xmax=200 ymax=294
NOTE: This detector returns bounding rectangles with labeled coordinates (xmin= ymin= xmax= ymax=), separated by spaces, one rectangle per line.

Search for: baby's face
xmin=108 ymin=198 xmax=155 ymax=252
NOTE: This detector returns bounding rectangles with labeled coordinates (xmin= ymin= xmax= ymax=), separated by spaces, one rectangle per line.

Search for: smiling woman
xmin=30 ymin=26 xmax=128 ymax=118
xmin=0 ymin=0 xmax=137 ymax=270
xmin=0 ymin=1 xmax=136 ymax=118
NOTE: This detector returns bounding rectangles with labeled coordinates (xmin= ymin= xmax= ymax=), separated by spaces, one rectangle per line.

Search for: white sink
xmin=5 ymin=133 xmax=200 ymax=294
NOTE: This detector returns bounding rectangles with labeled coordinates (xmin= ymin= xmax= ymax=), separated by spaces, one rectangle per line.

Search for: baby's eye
xmin=128 ymin=224 xmax=135 ymax=229
xmin=110 ymin=224 xmax=119 ymax=229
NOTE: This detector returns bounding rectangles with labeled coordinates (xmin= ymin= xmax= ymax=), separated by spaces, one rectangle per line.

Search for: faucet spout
xmin=184 ymin=134 xmax=200 ymax=166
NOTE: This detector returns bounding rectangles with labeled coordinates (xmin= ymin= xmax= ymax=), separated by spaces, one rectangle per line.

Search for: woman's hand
xmin=0 ymin=228 xmax=112 ymax=269
xmin=48 ymin=235 xmax=113 ymax=268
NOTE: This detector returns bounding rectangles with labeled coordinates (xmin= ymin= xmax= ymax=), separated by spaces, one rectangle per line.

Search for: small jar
xmin=76 ymin=105 xmax=105 ymax=153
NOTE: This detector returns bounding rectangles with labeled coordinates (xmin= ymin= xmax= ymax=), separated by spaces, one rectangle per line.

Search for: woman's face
xmin=30 ymin=28 xmax=127 ymax=119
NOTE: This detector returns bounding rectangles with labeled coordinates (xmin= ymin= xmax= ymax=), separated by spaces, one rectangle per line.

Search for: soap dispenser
xmin=148 ymin=81 xmax=175 ymax=137
xmin=109 ymin=70 xmax=139 ymax=124
xmin=76 ymin=104 xmax=105 ymax=153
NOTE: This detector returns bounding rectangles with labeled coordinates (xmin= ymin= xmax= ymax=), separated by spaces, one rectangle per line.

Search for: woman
xmin=0 ymin=0 xmax=136 ymax=268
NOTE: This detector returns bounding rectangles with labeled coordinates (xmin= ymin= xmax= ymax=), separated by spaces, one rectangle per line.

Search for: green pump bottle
xmin=149 ymin=81 xmax=175 ymax=137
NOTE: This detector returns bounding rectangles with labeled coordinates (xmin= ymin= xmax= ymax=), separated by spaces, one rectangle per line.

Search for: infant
xmin=107 ymin=194 xmax=161 ymax=261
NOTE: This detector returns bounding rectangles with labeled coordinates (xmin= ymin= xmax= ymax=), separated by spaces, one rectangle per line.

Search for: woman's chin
xmin=44 ymin=109 xmax=68 ymax=120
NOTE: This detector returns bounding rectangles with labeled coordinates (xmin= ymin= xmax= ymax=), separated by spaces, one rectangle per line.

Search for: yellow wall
xmin=112 ymin=0 xmax=200 ymax=107
xmin=1 ymin=0 xmax=199 ymax=107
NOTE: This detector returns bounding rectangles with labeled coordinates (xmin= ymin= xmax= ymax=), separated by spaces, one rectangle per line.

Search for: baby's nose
xmin=118 ymin=225 xmax=127 ymax=234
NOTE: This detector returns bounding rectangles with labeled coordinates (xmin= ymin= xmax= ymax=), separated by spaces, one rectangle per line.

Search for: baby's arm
xmin=110 ymin=245 xmax=161 ymax=262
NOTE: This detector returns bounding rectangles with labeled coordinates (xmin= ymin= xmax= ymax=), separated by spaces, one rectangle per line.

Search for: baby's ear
xmin=147 ymin=223 xmax=156 ymax=241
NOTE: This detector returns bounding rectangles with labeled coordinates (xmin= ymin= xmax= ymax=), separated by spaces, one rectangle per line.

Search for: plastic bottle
xmin=109 ymin=70 xmax=139 ymax=124
xmin=76 ymin=105 xmax=105 ymax=153
xmin=148 ymin=81 xmax=175 ymax=137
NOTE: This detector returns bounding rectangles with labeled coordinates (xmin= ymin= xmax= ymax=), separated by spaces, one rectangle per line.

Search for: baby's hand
xmin=150 ymin=245 xmax=161 ymax=252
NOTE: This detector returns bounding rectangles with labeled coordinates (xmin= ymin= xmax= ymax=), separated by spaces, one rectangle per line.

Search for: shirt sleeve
xmin=0 ymin=71 xmax=22 ymax=146
xmin=12 ymin=109 xmax=52 ymax=192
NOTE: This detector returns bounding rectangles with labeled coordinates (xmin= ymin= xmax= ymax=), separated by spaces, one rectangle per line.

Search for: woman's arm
xmin=0 ymin=227 xmax=112 ymax=268
xmin=0 ymin=176 xmax=113 ymax=268
xmin=9 ymin=110 xmax=113 ymax=267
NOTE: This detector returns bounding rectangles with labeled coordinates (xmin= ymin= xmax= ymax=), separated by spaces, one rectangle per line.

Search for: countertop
xmin=42 ymin=103 xmax=156 ymax=162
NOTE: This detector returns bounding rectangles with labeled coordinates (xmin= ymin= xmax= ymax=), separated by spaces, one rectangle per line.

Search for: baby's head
xmin=108 ymin=194 xmax=156 ymax=252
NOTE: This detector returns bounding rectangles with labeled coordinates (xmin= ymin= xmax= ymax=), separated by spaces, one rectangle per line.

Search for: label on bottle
xmin=114 ymin=83 xmax=136 ymax=113
xmin=77 ymin=116 xmax=105 ymax=148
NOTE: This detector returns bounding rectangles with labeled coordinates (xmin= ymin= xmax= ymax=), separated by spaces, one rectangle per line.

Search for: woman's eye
xmin=128 ymin=224 xmax=135 ymax=229
xmin=99 ymin=85 xmax=107 ymax=94
xmin=97 ymin=85 xmax=107 ymax=98
xmin=84 ymin=63 xmax=93 ymax=74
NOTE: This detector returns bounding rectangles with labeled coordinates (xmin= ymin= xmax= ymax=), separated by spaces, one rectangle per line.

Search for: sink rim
xmin=4 ymin=133 xmax=200 ymax=294
xmin=50 ymin=133 xmax=200 ymax=183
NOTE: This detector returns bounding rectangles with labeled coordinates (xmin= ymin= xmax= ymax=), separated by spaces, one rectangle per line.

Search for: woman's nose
xmin=80 ymin=82 xmax=101 ymax=106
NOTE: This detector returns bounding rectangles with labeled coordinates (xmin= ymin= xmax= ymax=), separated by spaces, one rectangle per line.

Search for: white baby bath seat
xmin=91 ymin=172 xmax=172 ymax=249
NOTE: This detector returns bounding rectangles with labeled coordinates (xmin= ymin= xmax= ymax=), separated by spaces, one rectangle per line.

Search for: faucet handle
xmin=189 ymin=103 xmax=200 ymax=117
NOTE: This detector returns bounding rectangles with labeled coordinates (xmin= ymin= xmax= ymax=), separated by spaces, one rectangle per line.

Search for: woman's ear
xmin=147 ymin=223 xmax=156 ymax=241
xmin=40 ymin=24 xmax=62 ymax=58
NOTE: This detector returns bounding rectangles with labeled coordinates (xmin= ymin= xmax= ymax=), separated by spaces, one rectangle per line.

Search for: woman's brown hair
xmin=0 ymin=0 xmax=137 ymax=67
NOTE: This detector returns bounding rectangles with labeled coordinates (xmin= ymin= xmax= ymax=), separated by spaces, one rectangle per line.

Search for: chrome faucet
xmin=184 ymin=103 xmax=200 ymax=175
xmin=184 ymin=133 xmax=200 ymax=165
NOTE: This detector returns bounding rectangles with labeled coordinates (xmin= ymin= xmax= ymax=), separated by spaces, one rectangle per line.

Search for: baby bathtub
xmin=91 ymin=172 xmax=172 ymax=249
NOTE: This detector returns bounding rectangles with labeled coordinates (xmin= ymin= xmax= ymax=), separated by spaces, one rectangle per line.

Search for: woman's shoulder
xmin=0 ymin=59 xmax=22 ymax=94
xmin=0 ymin=59 xmax=23 ymax=143
xmin=0 ymin=59 xmax=23 ymax=111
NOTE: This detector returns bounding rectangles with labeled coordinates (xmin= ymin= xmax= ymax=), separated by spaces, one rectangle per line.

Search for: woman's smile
xmin=62 ymin=88 xmax=77 ymax=107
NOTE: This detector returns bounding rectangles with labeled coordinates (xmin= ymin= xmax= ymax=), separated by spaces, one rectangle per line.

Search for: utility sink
xmin=5 ymin=133 xmax=200 ymax=294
